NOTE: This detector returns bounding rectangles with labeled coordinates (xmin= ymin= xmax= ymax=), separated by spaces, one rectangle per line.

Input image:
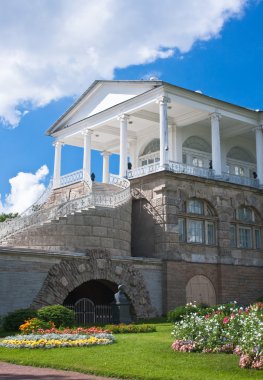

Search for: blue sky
xmin=0 ymin=0 xmax=262 ymax=213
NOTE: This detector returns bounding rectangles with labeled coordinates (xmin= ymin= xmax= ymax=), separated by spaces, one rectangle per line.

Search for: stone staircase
xmin=0 ymin=179 xmax=131 ymax=256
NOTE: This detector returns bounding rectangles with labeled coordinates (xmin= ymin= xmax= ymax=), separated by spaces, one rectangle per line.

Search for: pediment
xmin=47 ymin=80 xmax=162 ymax=135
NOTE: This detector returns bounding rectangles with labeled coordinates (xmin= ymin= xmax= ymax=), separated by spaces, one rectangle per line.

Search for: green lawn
xmin=0 ymin=324 xmax=261 ymax=380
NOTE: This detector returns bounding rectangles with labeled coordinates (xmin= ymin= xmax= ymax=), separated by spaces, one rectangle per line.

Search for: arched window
xmin=182 ymin=136 xmax=212 ymax=168
xmin=139 ymin=138 xmax=160 ymax=166
xmin=178 ymin=199 xmax=217 ymax=245
xmin=230 ymin=206 xmax=261 ymax=249
xmin=226 ymin=147 xmax=256 ymax=178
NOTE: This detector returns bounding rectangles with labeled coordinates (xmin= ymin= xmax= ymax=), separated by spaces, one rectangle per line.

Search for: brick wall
xmin=164 ymin=260 xmax=263 ymax=313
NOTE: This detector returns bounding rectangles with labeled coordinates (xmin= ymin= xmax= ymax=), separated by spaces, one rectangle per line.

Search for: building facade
xmin=0 ymin=80 xmax=262 ymax=320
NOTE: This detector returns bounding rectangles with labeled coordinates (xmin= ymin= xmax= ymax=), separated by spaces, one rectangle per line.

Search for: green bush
xmin=167 ymin=305 xmax=198 ymax=322
xmin=37 ymin=305 xmax=74 ymax=327
xmin=3 ymin=308 xmax=37 ymax=331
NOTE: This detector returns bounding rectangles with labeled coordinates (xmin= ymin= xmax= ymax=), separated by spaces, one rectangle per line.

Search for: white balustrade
xmin=0 ymin=174 xmax=131 ymax=241
xmin=60 ymin=169 xmax=84 ymax=187
xmin=127 ymin=162 xmax=161 ymax=179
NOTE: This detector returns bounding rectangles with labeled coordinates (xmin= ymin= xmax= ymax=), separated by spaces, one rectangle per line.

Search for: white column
xmin=171 ymin=124 xmax=182 ymax=163
xmin=168 ymin=126 xmax=173 ymax=161
xmin=53 ymin=141 xmax=63 ymax=189
xmin=211 ymin=113 xmax=222 ymax=175
xmin=118 ymin=114 xmax=129 ymax=177
xmin=158 ymin=96 xmax=170 ymax=169
xmin=101 ymin=151 xmax=111 ymax=183
xmin=255 ymin=125 xmax=263 ymax=184
xmin=82 ymin=129 xmax=93 ymax=180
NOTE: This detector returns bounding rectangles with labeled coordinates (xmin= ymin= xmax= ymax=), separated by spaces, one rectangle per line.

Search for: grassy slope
xmin=0 ymin=324 xmax=261 ymax=380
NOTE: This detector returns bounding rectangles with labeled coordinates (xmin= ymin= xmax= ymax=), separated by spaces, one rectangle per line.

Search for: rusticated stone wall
xmin=130 ymin=171 xmax=263 ymax=267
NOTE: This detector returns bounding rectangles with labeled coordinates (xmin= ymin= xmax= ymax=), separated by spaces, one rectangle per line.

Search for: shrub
xmin=37 ymin=305 xmax=74 ymax=328
xmin=3 ymin=308 xmax=37 ymax=331
xmin=171 ymin=302 xmax=263 ymax=370
xmin=19 ymin=318 xmax=55 ymax=334
xmin=167 ymin=303 xmax=201 ymax=322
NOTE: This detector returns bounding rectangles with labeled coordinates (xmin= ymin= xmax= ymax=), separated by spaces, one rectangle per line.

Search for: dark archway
xmin=63 ymin=279 xmax=117 ymax=305
xmin=31 ymin=249 xmax=157 ymax=319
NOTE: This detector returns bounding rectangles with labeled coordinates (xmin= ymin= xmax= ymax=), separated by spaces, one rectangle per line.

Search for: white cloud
xmin=0 ymin=0 xmax=249 ymax=126
xmin=0 ymin=165 xmax=49 ymax=214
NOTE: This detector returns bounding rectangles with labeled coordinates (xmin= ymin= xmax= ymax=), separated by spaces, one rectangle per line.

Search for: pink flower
xmin=223 ymin=317 xmax=229 ymax=324
xmin=239 ymin=354 xmax=252 ymax=369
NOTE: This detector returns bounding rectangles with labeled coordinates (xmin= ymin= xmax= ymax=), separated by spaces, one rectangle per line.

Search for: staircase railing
xmin=20 ymin=178 xmax=54 ymax=217
xmin=0 ymin=174 xmax=130 ymax=241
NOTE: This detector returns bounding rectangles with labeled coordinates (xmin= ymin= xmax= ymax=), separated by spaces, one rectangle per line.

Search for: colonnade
xmin=52 ymin=96 xmax=263 ymax=188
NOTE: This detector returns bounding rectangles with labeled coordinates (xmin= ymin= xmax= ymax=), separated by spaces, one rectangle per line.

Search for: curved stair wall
xmin=2 ymin=201 xmax=132 ymax=257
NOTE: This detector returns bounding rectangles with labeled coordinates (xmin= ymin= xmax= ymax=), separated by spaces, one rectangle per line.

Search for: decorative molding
xmin=156 ymin=95 xmax=171 ymax=105
xmin=53 ymin=140 xmax=64 ymax=148
xmin=210 ymin=112 xmax=222 ymax=122
xmin=81 ymin=129 xmax=93 ymax=136
xmin=117 ymin=113 xmax=130 ymax=122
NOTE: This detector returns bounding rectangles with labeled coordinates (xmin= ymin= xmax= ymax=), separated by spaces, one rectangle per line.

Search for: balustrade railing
xmin=169 ymin=161 xmax=215 ymax=179
xmin=109 ymin=173 xmax=130 ymax=188
xmin=127 ymin=162 xmax=161 ymax=178
xmin=0 ymin=173 xmax=130 ymax=241
xmin=20 ymin=178 xmax=54 ymax=217
xmin=127 ymin=161 xmax=260 ymax=189
xmin=220 ymin=172 xmax=260 ymax=188
xmin=60 ymin=169 xmax=83 ymax=187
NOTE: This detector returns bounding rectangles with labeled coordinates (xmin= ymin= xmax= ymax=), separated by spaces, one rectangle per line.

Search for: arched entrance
xmin=63 ymin=280 xmax=118 ymax=324
xmin=186 ymin=275 xmax=216 ymax=306
xmin=31 ymin=250 xmax=156 ymax=319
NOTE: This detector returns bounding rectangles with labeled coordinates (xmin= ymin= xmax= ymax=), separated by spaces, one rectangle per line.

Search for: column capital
xmin=101 ymin=150 xmax=112 ymax=157
xmin=81 ymin=129 xmax=93 ymax=136
xmin=117 ymin=114 xmax=130 ymax=122
xmin=210 ymin=112 xmax=222 ymax=122
xmin=53 ymin=140 xmax=64 ymax=148
xmin=156 ymin=95 xmax=171 ymax=105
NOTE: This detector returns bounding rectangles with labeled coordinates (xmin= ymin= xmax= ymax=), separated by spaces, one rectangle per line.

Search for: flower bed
xmin=171 ymin=302 xmax=262 ymax=370
xmin=0 ymin=332 xmax=115 ymax=349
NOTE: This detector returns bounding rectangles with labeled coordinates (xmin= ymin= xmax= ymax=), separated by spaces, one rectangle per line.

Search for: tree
xmin=0 ymin=213 xmax=18 ymax=222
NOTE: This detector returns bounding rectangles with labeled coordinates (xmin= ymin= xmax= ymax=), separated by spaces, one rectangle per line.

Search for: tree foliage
xmin=0 ymin=213 xmax=18 ymax=222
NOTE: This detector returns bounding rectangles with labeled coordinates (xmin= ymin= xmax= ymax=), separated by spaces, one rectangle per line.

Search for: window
xmin=231 ymin=206 xmax=261 ymax=250
xmin=230 ymin=225 xmax=236 ymax=247
xmin=178 ymin=218 xmax=185 ymax=242
xmin=187 ymin=220 xmax=203 ymax=243
xmin=255 ymin=229 xmax=261 ymax=249
xmin=178 ymin=199 xmax=216 ymax=246
xmin=187 ymin=199 xmax=204 ymax=215
xmin=206 ymin=222 xmax=215 ymax=246
xmin=139 ymin=139 xmax=160 ymax=167
xmin=192 ymin=157 xmax=203 ymax=167
xmin=239 ymin=227 xmax=252 ymax=248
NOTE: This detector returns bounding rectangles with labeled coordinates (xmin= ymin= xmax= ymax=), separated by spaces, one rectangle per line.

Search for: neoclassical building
xmin=0 ymin=79 xmax=262 ymax=321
